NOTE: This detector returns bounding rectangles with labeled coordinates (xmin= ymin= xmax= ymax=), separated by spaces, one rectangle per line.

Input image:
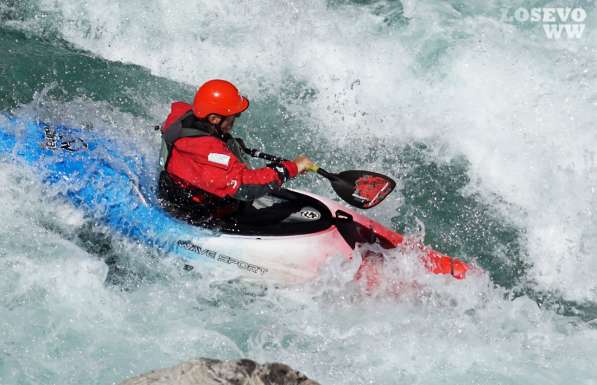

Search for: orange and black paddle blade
xmin=317 ymin=168 xmax=396 ymax=209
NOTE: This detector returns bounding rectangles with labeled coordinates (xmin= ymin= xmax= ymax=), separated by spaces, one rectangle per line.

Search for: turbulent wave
xmin=1 ymin=0 xmax=597 ymax=384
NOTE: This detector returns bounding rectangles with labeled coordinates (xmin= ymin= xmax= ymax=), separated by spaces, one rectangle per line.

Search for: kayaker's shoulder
xmin=174 ymin=135 xmax=229 ymax=151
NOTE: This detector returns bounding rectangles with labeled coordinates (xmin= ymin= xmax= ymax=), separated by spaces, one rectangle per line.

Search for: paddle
xmin=235 ymin=139 xmax=396 ymax=209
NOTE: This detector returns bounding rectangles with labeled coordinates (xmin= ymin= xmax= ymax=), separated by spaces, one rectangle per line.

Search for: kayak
xmin=0 ymin=114 xmax=470 ymax=285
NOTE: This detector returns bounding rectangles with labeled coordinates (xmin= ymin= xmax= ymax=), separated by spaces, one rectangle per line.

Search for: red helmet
xmin=192 ymin=79 xmax=250 ymax=119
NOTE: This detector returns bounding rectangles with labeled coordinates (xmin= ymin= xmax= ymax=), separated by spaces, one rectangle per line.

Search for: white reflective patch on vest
xmin=208 ymin=153 xmax=230 ymax=166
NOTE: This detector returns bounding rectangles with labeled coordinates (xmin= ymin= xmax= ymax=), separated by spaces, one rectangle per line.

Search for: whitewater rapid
xmin=16 ymin=0 xmax=596 ymax=301
xmin=1 ymin=0 xmax=597 ymax=384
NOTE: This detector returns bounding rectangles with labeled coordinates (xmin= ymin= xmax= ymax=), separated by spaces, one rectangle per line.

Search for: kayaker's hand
xmin=293 ymin=155 xmax=315 ymax=174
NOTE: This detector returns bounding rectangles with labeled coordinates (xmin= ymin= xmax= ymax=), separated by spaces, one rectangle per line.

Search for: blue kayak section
xmin=0 ymin=114 xmax=210 ymax=261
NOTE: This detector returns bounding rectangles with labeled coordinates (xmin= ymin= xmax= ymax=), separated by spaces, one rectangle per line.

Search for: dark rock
xmin=119 ymin=358 xmax=320 ymax=385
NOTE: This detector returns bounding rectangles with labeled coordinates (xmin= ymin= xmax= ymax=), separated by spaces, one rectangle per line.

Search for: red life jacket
xmin=160 ymin=102 xmax=209 ymax=172
xmin=158 ymin=101 xmax=298 ymax=213
xmin=158 ymin=102 xmax=237 ymax=212
xmin=159 ymin=102 xmax=246 ymax=173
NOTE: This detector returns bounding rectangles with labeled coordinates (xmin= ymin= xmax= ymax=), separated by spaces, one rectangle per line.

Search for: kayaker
xmin=157 ymin=79 xmax=315 ymax=224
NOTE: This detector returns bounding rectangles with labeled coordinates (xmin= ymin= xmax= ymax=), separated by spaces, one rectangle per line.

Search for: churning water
xmin=1 ymin=1 xmax=596 ymax=384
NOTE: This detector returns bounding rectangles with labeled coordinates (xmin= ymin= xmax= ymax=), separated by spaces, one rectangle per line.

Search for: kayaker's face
xmin=208 ymin=114 xmax=238 ymax=134
xmin=219 ymin=115 xmax=236 ymax=133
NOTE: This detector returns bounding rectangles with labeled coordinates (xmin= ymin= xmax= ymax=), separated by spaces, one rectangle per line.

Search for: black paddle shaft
xmin=237 ymin=139 xmax=335 ymax=178
xmin=236 ymin=138 xmax=284 ymax=162
xmin=244 ymin=147 xmax=286 ymax=163
xmin=236 ymin=139 xmax=396 ymax=209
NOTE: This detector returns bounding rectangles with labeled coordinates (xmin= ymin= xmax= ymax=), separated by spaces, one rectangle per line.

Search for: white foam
xmin=15 ymin=0 xmax=594 ymax=302
xmin=4 ymin=1 xmax=597 ymax=382
xmin=1 ymin=146 xmax=597 ymax=383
